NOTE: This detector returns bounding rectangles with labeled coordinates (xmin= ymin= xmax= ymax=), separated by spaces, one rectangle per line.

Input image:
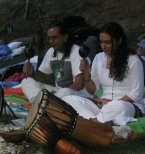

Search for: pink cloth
xmin=4 ymin=73 xmax=26 ymax=82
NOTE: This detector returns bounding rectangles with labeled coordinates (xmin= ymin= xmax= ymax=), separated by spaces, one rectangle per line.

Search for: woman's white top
xmin=91 ymin=52 xmax=145 ymax=113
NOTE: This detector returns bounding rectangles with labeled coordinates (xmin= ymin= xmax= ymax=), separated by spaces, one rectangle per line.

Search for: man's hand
xmin=23 ymin=63 xmax=33 ymax=77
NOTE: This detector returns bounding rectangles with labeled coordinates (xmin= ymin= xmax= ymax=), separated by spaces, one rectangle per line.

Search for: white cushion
xmin=8 ymin=42 xmax=22 ymax=50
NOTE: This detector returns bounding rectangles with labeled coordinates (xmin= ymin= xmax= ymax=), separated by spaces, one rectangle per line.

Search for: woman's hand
xmin=80 ymin=59 xmax=90 ymax=72
xmin=80 ymin=59 xmax=96 ymax=94
xmin=80 ymin=59 xmax=91 ymax=81
xmin=94 ymin=97 xmax=112 ymax=108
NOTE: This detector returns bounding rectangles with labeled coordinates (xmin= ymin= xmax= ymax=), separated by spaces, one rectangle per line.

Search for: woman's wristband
xmin=84 ymin=73 xmax=91 ymax=82
xmin=84 ymin=78 xmax=91 ymax=82
xmin=84 ymin=76 xmax=91 ymax=82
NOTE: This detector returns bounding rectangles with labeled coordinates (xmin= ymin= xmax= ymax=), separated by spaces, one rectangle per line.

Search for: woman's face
xmin=99 ymin=32 xmax=112 ymax=55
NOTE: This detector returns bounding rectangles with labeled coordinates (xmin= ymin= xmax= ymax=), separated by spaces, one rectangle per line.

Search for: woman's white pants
xmin=62 ymin=95 xmax=136 ymax=125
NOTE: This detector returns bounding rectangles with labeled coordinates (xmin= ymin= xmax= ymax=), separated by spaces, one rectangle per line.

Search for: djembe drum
xmin=25 ymin=89 xmax=78 ymax=136
xmin=25 ymin=89 xmax=113 ymax=149
xmin=25 ymin=89 xmax=82 ymax=154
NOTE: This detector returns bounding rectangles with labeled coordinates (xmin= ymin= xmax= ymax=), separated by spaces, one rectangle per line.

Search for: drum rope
xmin=38 ymin=89 xmax=78 ymax=135
xmin=26 ymin=112 xmax=60 ymax=146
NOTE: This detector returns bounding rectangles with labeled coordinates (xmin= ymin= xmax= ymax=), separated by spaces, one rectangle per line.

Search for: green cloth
xmin=127 ymin=88 xmax=145 ymax=136
xmin=94 ymin=86 xmax=103 ymax=97
xmin=5 ymin=95 xmax=28 ymax=104
xmin=127 ymin=117 xmax=145 ymax=136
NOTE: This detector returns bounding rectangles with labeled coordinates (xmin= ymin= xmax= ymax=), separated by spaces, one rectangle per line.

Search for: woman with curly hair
xmin=62 ymin=21 xmax=145 ymax=126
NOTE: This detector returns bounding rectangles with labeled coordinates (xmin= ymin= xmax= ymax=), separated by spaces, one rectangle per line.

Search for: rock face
xmin=0 ymin=0 xmax=145 ymax=42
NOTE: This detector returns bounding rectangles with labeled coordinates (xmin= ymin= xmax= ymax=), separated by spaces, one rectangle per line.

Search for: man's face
xmin=47 ymin=26 xmax=68 ymax=51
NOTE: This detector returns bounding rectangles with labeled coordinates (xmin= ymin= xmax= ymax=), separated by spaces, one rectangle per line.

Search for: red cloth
xmin=22 ymin=103 xmax=31 ymax=109
xmin=4 ymin=87 xmax=26 ymax=98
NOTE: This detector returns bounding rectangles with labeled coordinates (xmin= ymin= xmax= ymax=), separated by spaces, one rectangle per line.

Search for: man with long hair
xmin=21 ymin=20 xmax=91 ymax=103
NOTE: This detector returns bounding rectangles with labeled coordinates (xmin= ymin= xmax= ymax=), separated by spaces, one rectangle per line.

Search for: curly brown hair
xmin=100 ymin=22 xmax=136 ymax=81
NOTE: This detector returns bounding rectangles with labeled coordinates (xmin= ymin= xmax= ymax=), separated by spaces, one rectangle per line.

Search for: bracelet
xmin=84 ymin=78 xmax=91 ymax=82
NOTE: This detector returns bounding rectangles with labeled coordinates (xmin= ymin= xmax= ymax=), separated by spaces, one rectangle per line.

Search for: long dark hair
xmin=100 ymin=22 xmax=136 ymax=81
xmin=47 ymin=20 xmax=73 ymax=58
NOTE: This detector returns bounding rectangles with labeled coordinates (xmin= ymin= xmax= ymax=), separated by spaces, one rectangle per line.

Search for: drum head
xmin=25 ymin=90 xmax=44 ymax=129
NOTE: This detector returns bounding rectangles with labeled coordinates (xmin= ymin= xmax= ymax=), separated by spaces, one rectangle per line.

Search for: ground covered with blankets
xmin=0 ymin=43 xmax=145 ymax=154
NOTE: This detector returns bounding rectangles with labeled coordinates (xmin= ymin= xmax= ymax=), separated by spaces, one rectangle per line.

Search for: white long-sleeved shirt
xmin=91 ymin=52 xmax=145 ymax=113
